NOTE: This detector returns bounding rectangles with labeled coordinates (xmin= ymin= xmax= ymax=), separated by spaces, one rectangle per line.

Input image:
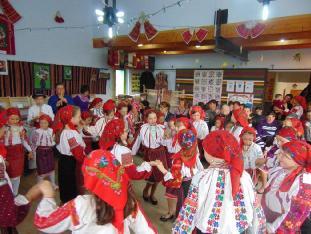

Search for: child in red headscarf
xmin=173 ymin=130 xmax=266 ymax=234
xmin=156 ymin=129 xmax=203 ymax=222
xmin=4 ymin=107 xmax=33 ymax=196
xmin=30 ymin=114 xmax=57 ymax=189
xmin=210 ymin=115 xmax=225 ymax=131
xmin=131 ymin=109 xmax=167 ymax=205
xmin=262 ymin=140 xmax=311 ymax=233
xmin=240 ymin=127 xmax=266 ymax=193
xmin=190 ymin=106 xmax=209 ymax=158
xmin=230 ymin=109 xmax=249 ymax=143
xmin=33 ymin=150 xmax=157 ymax=234
xmin=89 ymin=97 xmax=103 ymax=119
xmin=53 ymin=105 xmax=86 ymax=203
xmin=285 ymin=96 xmax=306 ymax=119
xmin=79 ymin=111 xmax=94 ymax=155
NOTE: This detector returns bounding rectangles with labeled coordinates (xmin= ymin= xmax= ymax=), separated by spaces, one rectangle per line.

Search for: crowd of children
xmin=0 ymin=91 xmax=310 ymax=233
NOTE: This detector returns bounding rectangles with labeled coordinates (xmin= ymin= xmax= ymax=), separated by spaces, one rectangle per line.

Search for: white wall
xmin=109 ymin=0 xmax=311 ymax=36
xmin=0 ymin=0 xmax=107 ymax=68
xmin=273 ymin=72 xmax=310 ymax=96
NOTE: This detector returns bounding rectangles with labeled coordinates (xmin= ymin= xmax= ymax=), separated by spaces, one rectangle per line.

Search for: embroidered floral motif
xmin=99 ymin=156 xmax=108 ymax=168
xmin=113 ymin=158 xmax=120 ymax=166
xmin=205 ymin=170 xmax=225 ymax=233
xmin=172 ymin=184 xmax=199 ymax=234
xmin=233 ymin=187 xmax=248 ymax=232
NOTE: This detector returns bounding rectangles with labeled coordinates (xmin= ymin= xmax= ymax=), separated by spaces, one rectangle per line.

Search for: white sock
xmin=11 ymin=176 xmax=20 ymax=196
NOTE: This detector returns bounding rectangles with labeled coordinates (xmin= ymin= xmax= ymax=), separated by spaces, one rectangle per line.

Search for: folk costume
xmin=262 ymin=141 xmax=311 ymax=233
xmin=173 ymin=130 xmax=266 ymax=234
xmin=34 ymin=150 xmax=157 ymax=234
xmin=54 ymin=106 xmax=86 ymax=203
xmin=231 ymin=109 xmax=249 ymax=143
xmin=80 ymin=111 xmax=94 ymax=155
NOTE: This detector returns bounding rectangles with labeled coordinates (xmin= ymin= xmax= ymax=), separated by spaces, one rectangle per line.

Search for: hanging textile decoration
xmin=54 ymin=11 xmax=64 ymax=24
xmin=0 ymin=14 xmax=15 ymax=55
xmin=128 ymin=12 xmax=158 ymax=42
xmin=0 ymin=0 xmax=21 ymax=24
xmin=236 ymin=21 xmax=265 ymax=39
xmin=181 ymin=28 xmax=208 ymax=44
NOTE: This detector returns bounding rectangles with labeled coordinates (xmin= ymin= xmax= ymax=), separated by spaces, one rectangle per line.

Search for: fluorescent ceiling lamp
xmin=116 ymin=11 xmax=124 ymax=18
xmin=108 ymin=27 xmax=113 ymax=38
xmin=95 ymin=9 xmax=104 ymax=16
xmin=262 ymin=4 xmax=269 ymax=21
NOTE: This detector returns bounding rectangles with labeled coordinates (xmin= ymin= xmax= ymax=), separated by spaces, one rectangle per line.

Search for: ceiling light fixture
xmin=138 ymin=44 xmax=143 ymax=47
xmin=280 ymin=38 xmax=285 ymax=43
xmin=163 ymin=50 xmax=167 ymax=53
xmin=258 ymin=0 xmax=275 ymax=21
xmin=195 ymin=45 xmax=201 ymax=48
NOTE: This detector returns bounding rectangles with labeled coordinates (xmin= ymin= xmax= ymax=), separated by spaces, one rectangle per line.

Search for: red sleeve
xmin=68 ymin=138 xmax=85 ymax=163
xmin=125 ymin=164 xmax=152 ymax=180
xmin=163 ymin=159 xmax=183 ymax=188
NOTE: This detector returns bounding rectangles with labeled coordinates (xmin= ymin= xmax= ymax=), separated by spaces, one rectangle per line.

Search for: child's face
xmin=8 ymin=115 xmax=20 ymax=125
xmin=147 ymin=113 xmax=157 ymax=125
xmin=208 ymin=103 xmax=216 ymax=111
xmin=159 ymin=116 xmax=165 ymax=124
xmin=256 ymin=109 xmax=263 ymax=115
xmin=168 ymin=121 xmax=175 ymax=129
xmin=119 ymin=107 xmax=128 ymax=117
xmin=35 ymin=97 xmax=45 ymax=106
xmin=160 ymin=105 xmax=168 ymax=114
xmin=244 ymin=108 xmax=251 ymax=117
xmin=233 ymin=104 xmax=240 ymax=110
xmin=176 ymin=122 xmax=186 ymax=132
xmin=225 ymin=123 xmax=233 ymax=131
xmin=191 ymin=112 xmax=201 ymax=121
xmin=84 ymin=117 xmax=93 ymax=126
xmin=215 ymin=120 xmax=221 ymax=128
xmin=283 ymin=119 xmax=292 ymax=127
xmin=39 ymin=119 xmax=49 ymax=129
xmin=276 ymin=95 xmax=282 ymax=100
xmin=277 ymin=150 xmax=299 ymax=170
xmin=242 ymin=133 xmax=254 ymax=146
xmin=106 ymin=111 xmax=115 ymax=121
xmin=71 ymin=109 xmax=81 ymax=125
xmin=307 ymin=112 xmax=311 ymax=121
xmin=266 ymin=114 xmax=275 ymax=123
xmin=95 ymin=102 xmax=102 ymax=109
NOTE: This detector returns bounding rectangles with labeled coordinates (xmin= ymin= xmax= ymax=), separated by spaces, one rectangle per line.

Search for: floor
xmin=17 ymin=156 xmax=173 ymax=234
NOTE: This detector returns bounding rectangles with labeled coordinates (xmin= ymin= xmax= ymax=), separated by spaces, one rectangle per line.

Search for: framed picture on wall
xmin=33 ymin=63 xmax=51 ymax=92
xmin=0 ymin=59 xmax=8 ymax=75
xmin=63 ymin=66 xmax=72 ymax=80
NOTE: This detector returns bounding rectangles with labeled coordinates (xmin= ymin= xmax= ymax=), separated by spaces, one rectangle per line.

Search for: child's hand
xmin=37 ymin=180 xmax=55 ymax=198
xmin=28 ymin=152 xmax=33 ymax=160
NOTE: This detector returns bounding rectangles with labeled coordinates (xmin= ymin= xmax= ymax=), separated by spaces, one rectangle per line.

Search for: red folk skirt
xmin=141 ymin=145 xmax=168 ymax=183
xmin=6 ymin=145 xmax=24 ymax=178
xmin=36 ymin=146 xmax=55 ymax=176
xmin=0 ymin=183 xmax=30 ymax=228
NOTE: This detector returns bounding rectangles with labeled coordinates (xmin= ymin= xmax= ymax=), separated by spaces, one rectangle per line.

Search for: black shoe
xmin=160 ymin=214 xmax=175 ymax=222
xmin=150 ymin=197 xmax=158 ymax=205
xmin=143 ymin=194 xmax=149 ymax=202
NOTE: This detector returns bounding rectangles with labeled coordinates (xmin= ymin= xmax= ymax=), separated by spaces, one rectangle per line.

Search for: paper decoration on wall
xmin=155 ymin=72 xmax=168 ymax=90
xmin=293 ymin=53 xmax=302 ymax=62
xmin=0 ymin=0 xmax=21 ymax=24
xmin=63 ymin=66 xmax=72 ymax=80
xmin=181 ymin=28 xmax=208 ymax=44
xmin=221 ymin=61 xmax=228 ymax=68
xmin=244 ymin=81 xmax=254 ymax=93
xmin=226 ymin=80 xmax=235 ymax=92
xmin=228 ymin=93 xmax=254 ymax=106
xmin=193 ymin=70 xmax=223 ymax=105
xmin=235 ymin=80 xmax=244 ymax=93
xmin=0 ymin=59 xmax=8 ymax=75
xmin=54 ymin=11 xmax=64 ymax=23
xmin=128 ymin=12 xmax=158 ymax=42
xmin=131 ymin=72 xmax=140 ymax=93
xmin=0 ymin=14 xmax=15 ymax=55
xmin=236 ymin=21 xmax=265 ymax=39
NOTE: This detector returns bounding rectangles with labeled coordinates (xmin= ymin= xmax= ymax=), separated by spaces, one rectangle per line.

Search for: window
xmin=115 ymin=70 xmax=125 ymax=96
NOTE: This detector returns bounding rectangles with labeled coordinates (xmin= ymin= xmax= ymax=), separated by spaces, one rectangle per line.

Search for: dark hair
xmin=208 ymin=99 xmax=218 ymax=106
xmin=80 ymin=85 xmax=90 ymax=94
xmin=267 ymin=112 xmax=276 ymax=117
xmin=228 ymin=101 xmax=234 ymax=106
xmin=275 ymin=94 xmax=282 ymax=98
xmin=141 ymin=100 xmax=149 ymax=108
xmin=285 ymin=94 xmax=293 ymax=99
xmin=94 ymin=189 xmax=137 ymax=225
xmin=255 ymin=106 xmax=263 ymax=111
xmin=56 ymin=82 xmax=64 ymax=88
xmin=233 ymin=101 xmax=241 ymax=106
xmin=198 ymin=102 xmax=205 ymax=108
xmin=241 ymin=104 xmax=246 ymax=108
xmin=160 ymin=101 xmax=170 ymax=109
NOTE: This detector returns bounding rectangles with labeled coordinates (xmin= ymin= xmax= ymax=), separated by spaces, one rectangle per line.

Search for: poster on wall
xmin=63 ymin=66 xmax=72 ymax=80
xmin=228 ymin=93 xmax=254 ymax=106
xmin=235 ymin=80 xmax=245 ymax=93
xmin=131 ymin=72 xmax=140 ymax=93
xmin=193 ymin=70 xmax=223 ymax=104
xmin=244 ymin=81 xmax=254 ymax=93
xmin=0 ymin=14 xmax=16 ymax=55
xmin=226 ymin=80 xmax=235 ymax=92
xmin=0 ymin=59 xmax=8 ymax=75
xmin=33 ymin=63 xmax=51 ymax=92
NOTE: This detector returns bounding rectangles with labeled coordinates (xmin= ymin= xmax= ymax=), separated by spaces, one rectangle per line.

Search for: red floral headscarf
xmin=294 ymin=96 xmax=307 ymax=110
xmin=215 ymin=115 xmax=225 ymax=130
xmin=143 ymin=109 xmax=157 ymax=123
xmin=233 ymin=109 xmax=249 ymax=128
xmin=52 ymin=105 xmax=77 ymax=133
xmin=6 ymin=107 xmax=21 ymax=118
xmin=190 ymin=106 xmax=205 ymax=120
xmin=0 ymin=110 xmax=7 ymax=158
xmin=288 ymin=118 xmax=304 ymax=137
xmin=38 ymin=114 xmax=52 ymax=127
xmin=173 ymin=129 xmax=197 ymax=168
xmin=81 ymin=111 xmax=92 ymax=121
xmin=277 ymin=127 xmax=297 ymax=141
xmin=280 ymin=140 xmax=311 ymax=192
xmin=202 ymin=130 xmax=243 ymax=197
xmin=89 ymin=98 xmax=103 ymax=110
xmin=99 ymin=119 xmax=125 ymax=150
xmin=83 ymin=149 xmax=129 ymax=233
xmin=239 ymin=126 xmax=256 ymax=147
xmin=103 ymin=99 xmax=116 ymax=112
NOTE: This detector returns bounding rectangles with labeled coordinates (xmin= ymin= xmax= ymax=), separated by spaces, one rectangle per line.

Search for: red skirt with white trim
xmin=6 ymin=144 xmax=24 ymax=178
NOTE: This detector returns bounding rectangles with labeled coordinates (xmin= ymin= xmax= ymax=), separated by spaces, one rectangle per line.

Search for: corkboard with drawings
xmin=176 ymin=69 xmax=267 ymax=105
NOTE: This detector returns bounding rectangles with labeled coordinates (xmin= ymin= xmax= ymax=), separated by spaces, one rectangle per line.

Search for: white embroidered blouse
xmin=56 ymin=129 xmax=85 ymax=156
